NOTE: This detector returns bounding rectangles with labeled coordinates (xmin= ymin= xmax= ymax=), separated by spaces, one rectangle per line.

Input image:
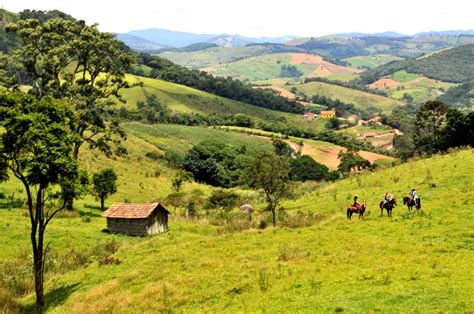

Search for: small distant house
xmin=303 ymin=112 xmax=316 ymax=120
xmin=319 ymin=108 xmax=336 ymax=119
xmin=102 ymin=203 xmax=169 ymax=236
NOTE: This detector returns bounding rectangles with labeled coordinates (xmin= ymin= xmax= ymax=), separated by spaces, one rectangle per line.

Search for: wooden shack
xmin=102 ymin=203 xmax=169 ymax=236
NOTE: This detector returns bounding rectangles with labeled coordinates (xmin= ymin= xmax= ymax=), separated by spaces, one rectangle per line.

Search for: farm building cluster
xmin=303 ymin=108 xmax=336 ymax=120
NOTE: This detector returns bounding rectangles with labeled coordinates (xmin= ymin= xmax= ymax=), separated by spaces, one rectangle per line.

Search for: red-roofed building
xmin=102 ymin=203 xmax=169 ymax=236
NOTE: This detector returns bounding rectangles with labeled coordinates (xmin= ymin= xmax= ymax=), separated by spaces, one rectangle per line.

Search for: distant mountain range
xmin=117 ymin=28 xmax=474 ymax=51
xmin=121 ymin=28 xmax=294 ymax=49
xmin=331 ymin=31 xmax=409 ymax=38
xmin=413 ymin=30 xmax=474 ymax=37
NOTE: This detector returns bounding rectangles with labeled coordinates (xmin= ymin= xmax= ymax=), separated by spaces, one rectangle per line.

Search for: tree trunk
xmin=101 ymin=194 xmax=105 ymax=210
xmin=31 ymin=219 xmax=45 ymax=312
xmin=33 ymin=249 xmax=45 ymax=312
xmin=271 ymin=207 xmax=276 ymax=227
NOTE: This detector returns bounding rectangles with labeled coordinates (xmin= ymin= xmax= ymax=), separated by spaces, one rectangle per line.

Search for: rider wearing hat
xmin=353 ymin=194 xmax=360 ymax=206
xmin=410 ymin=188 xmax=417 ymax=203
xmin=383 ymin=192 xmax=392 ymax=205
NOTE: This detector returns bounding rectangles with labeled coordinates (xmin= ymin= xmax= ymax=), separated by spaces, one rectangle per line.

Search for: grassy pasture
xmin=1 ymin=148 xmax=472 ymax=312
xmin=119 ymin=75 xmax=328 ymax=132
xmin=343 ymin=55 xmax=404 ymax=70
xmin=283 ymin=81 xmax=403 ymax=114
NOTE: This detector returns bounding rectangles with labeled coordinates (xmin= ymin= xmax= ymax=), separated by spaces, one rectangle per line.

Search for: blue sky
xmin=3 ymin=0 xmax=473 ymax=36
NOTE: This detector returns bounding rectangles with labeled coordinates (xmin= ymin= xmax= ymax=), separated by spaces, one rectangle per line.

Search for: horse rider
xmin=383 ymin=192 xmax=392 ymax=206
xmin=353 ymin=194 xmax=360 ymax=208
xmin=409 ymin=188 xmax=418 ymax=203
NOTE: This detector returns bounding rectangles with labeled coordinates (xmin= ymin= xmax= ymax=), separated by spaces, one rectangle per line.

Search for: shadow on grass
xmin=78 ymin=210 xmax=102 ymax=218
xmin=24 ymin=283 xmax=80 ymax=313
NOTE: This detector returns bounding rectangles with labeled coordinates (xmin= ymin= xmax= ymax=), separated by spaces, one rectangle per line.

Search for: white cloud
xmin=2 ymin=0 xmax=473 ymax=36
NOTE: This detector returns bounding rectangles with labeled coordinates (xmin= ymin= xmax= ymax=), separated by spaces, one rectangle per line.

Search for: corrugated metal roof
xmin=101 ymin=203 xmax=169 ymax=219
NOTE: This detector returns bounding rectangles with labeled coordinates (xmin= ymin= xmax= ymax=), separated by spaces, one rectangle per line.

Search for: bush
xmin=145 ymin=151 xmax=162 ymax=160
xmin=290 ymin=155 xmax=329 ymax=182
xmin=207 ymin=190 xmax=240 ymax=212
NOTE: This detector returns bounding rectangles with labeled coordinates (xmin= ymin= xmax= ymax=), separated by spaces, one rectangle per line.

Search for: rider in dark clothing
xmin=353 ymin=195 xmax=359 ymax=207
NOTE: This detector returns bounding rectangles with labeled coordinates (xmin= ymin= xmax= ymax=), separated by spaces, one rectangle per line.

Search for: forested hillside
xmin=358 ymin=44 xmax=474 ymax=84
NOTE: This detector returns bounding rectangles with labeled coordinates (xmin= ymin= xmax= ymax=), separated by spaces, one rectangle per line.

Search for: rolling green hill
xmin=359 ymin=44 xmax=474 ymax=84
xmin=292 ymin=35 xmax=474 ymax=58
xmin=368 ymin=71 xmax=456 ymax=103
xmin=279 ymin=80 xmax=403 ymax=113
xmin=158 ymin=44 xmax=305 ymax=69
xmin=120 ymin=75 xmax=327 ymax=132
xmin=343 ymin=54 xmax=404 ymax=69
xmin=202 ymin=53 xmax=360 ymax=83
xmin=2 ymin=146 xmax=473 ymax=312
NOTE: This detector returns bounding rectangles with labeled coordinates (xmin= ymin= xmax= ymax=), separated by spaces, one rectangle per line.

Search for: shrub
xmin=145 ymin=151 xmax=162 ymax=160
xmin=207 ymin=190 xmax=240 ymax=212
xmin=290 ymin=155 xmax=329 ymax=182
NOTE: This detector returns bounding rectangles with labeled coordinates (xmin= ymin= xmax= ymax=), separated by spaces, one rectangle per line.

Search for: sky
xmin=2 ymin=0 xmax=473 ymax=37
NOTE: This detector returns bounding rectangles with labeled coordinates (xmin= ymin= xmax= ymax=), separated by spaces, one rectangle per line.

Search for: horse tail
xmin=417 ymin=198 xmax=421 ymax=209
xmin=347 ymin=208 xmax=350 ymax=218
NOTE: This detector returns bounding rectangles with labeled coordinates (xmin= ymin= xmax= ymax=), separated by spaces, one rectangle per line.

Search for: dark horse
xmin=347 ymin=202 xmax=367 ymax=220
xmin=379 ymin=198 xmax=397 ymax=217
xmin=403 ymin=196 xmax=421 ymax=213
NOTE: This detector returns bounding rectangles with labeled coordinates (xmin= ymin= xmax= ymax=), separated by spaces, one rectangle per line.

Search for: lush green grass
xmin=343 ymin=55 xmax=404 ymax=70
xmin=284 ymin=81 xmax=403 ymax=114
xmin=391 ymin=70 xmax=421 ymax=83
xmin=123 ymin=123 xmax=273 ymax=155
xmin=1 ymin=149 xmax=472 ymax=312
xmin=325 ymin=73 xmax=358 ymax=82
xmin=120 ymin=75 xmax=326 ymax=132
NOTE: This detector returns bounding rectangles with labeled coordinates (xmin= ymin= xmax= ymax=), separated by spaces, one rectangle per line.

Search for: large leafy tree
xmin=337 ymin=147 xmax=371 ymax=176
xmin=92 ymin=168 xmax=118 ymax=210
xmin=290 ymin=155 xmax=329 ymax=182
xmin=0 ymin=92 xmax=78 ymax=311
xmin=2 ymin=17 xmax=134 ymax=208
xmin=246 ymin=153 xmax=292 ymax=226
xmin=414 ymin=101 xmax=448 ymax=154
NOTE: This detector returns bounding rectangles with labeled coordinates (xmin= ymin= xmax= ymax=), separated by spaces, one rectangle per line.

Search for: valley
xmin=1 ymin=6 xmax=473 ymax=313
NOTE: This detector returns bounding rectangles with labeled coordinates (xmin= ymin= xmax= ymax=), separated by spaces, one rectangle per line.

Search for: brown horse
xmin=403 ymin=196 xmax=421 ymax=214
xmin=347 ymin=202 xmax=367 ymax=220
xmin=379 ymin=198 xmax=397 ymax=217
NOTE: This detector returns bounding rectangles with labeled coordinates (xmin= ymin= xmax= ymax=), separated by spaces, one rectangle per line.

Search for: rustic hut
xmin=102 ymin=203 xmax=169 ymax=236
